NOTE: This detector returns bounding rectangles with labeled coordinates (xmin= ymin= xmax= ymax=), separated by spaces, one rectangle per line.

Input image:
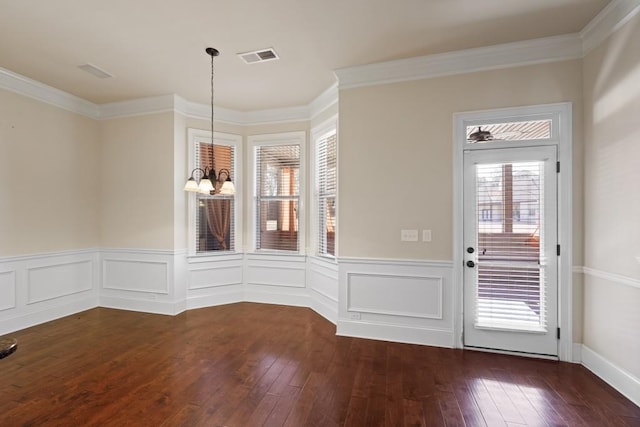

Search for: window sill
xmin=245 ymin=251 xmax=306 ymax=262
xmin=309 ymin=254 xmax=338 ymax=265
xmin=187 ymin=252 xmax=244 ymax=264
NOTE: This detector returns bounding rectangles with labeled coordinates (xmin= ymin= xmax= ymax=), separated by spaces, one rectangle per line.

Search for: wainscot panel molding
xmin=99 ymin=248 xmax=180 ymax=315
xmin=27 ymin=260 xmax=93 ymax=304
xmin=581 ymin=345 xmax=640 ymax=407
xmin=307 ymin=256 xmax=339 ymax=324
xmin=0 ymin=249 xmax=99 ymax=335
xmin=337 ymin=258 xmax=455 ymax=348
xmin=245 ymin=253 xmax=307 ymax=288
xmin=185 ymin=253 xmax=244 ymax=310
xmin=244 ymin=253 xmax=310 ymax=307
xmin=0 ymin=270 xmax=17 ymax=311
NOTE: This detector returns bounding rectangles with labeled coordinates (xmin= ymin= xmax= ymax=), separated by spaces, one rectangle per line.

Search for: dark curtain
xmin=205 ymin=199 xmax=231 ymax=250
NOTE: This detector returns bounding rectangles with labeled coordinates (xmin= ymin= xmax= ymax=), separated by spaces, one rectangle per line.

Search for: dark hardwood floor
xmin=1 ymin=303 xmax=638 ymax=426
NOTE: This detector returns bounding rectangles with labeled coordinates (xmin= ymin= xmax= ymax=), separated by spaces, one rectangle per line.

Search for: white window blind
xmin=316 ymin=130 xmax=337 ymax=256
xmin=475 ymin=161 xmax=546 ymax=331
xmin=194 ymin=141 xmax=236 ymax=253
xmin=255 ymin=144 xmax=300 ymax=252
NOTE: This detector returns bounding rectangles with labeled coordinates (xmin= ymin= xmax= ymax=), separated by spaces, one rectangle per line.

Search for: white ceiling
xmin=0 ymin=0 xmax=610 ymax=112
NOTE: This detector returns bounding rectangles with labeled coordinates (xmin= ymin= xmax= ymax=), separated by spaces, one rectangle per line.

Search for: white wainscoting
xmin=582 ymin=345 xmax=640 ymax=408
xmin=99 ymin=248 xmax=183 ymax=315
xmin=337 ymin=257 xmax=454 ymax=348
xmin=577 ymin=266 xmax=640 ymax=407
xmin=244 ymin=253 xmax=310 ymax=307
xmin=186 ymin=253 xmax=244 ymax=310
xmin=0 ymin=249 xmax=99 ymax=335
xmin=27 ymin=260 xmax=93 ymax=304
xmin=307 ymin=256 xmax=339 ymax=324
xmin=0 ymin=270 xmax=16 ymax=311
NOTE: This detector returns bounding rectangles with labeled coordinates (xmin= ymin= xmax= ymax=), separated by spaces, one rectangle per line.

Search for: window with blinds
xmin=255 ymin=144 xmax=301 ymax=252
xmin=315 ymin=129 xmax=337 ymax=256
xmin=475 ymin=161 xmax=546 ymax=331
xmin=194 ymin=140 xmax=236 ymax=253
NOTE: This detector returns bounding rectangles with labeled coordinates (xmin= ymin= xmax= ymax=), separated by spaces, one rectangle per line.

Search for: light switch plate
xmin=422 ymin=229 xmax=432 ymax=242
xmin=401 ymin=229 xmax=418 ymax=241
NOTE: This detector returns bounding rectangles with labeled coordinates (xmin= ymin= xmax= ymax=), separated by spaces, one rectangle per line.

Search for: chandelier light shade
xmin=219 ymin=170 xmax=236 ymax=195
xmin=184 ymin=47 xmax=235 ymax=195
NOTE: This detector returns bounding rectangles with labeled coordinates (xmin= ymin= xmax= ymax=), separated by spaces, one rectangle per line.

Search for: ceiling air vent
xmin=238 ymin=48 xmax=279 ymax=64
xmin=78 ymin=63 xmax=114 ymax=79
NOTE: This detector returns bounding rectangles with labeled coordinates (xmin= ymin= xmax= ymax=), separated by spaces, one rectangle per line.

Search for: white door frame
xmin=452 ymin=102 xmax=573 ymax=361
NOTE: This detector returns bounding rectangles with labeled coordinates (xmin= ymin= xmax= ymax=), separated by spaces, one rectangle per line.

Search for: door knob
xmin=466 ymin=260 xmax=475 ymax=268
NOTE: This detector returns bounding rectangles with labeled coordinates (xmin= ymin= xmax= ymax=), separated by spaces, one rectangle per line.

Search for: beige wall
xmin=338 ymin=60 xmax=584 ymax=261
xmin=99 ymin=113 xmax=176 ymax=249
xmin=0 ymin=89 xmax=100 ymax=256
xmin=173 ymin=113 xmax=188 ymax=251
xmin=582 ymin=13 xmax=640 ymax=378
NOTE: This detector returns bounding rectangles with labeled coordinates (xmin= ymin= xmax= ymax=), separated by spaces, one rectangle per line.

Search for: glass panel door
xmin=463 ymin=146 xmax=558 ymax=356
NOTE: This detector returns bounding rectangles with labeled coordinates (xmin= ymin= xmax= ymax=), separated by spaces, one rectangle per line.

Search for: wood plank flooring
xmin=1 ymin=303 xmax=638 ymax=426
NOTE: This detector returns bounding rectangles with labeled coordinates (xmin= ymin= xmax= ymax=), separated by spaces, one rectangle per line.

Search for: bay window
xmin=188 ymin=129 xmax=242 ymax=255
xmin=249 ymin=132 xmax=305 ymax=253
xmin=312 ymin=122 xmax=337 ymax=257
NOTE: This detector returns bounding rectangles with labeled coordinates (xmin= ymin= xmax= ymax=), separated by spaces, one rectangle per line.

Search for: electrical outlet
xmin=422 ymin=229 xmax=432 ymax=242
xmin=349 ymin=312 xmax=362 ymax=320
xmin=401 ymin=229 xmax=418 ymax=242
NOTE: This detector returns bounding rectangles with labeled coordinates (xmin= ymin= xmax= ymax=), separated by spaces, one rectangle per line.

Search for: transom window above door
xmin=466 ymin=119 xmax=552 ymax=144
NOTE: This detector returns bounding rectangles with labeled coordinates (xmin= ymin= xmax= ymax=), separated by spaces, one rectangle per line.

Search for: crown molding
xmin=179 ymin=98 xmax=310 ymax=125
xmin=581 ymin=0 xmax=640 ymax=54
xmin=3 ymin=1 xmax=638 ymax=120
xmin=97 ymin=94 xmax=177 ymax=119
xmin=335 ymin=34 xmax=583 ymax=89
xmin=0 ymin=67 xmax=99 ymax=118
xmin=309 ymin=82 xmax=339 ymax=119
xmin=0 ymin=67 xmax=333 ymax=125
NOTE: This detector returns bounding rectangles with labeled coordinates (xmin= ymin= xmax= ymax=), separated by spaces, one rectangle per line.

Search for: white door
xmin=463 ymin=146 xmax=558 ymax=356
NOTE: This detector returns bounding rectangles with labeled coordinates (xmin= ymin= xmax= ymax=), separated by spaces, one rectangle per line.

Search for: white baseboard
xmin=310 ymin=291 xmax=338 ymax=325
xmin=244 ymin=289 xmax=311 ymax=308
xmin=0 ymin=249 xmax=99 ymax=335
xmin=186 ymin=290 xmax=244 ymax=310
xmin=99 ymin=295 xmax=184 ymax=316
xmin=0 ymin=295 xmax=98 ymax=336
xmin=581 ymin=345 xmax=640 ymax=407
xmin=337 ymin=319 xmax=454 ymax=348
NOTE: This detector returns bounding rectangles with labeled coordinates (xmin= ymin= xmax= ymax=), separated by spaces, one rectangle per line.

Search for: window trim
xmin=311 ymin=116 xmax=338 ymax=259
xmin=187 ymin=128 xmax=243 ymax=257
xmin=248 ymin=131 xmax=306 ymax=255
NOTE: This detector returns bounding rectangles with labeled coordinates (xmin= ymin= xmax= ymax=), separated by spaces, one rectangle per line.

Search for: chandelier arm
xmin=217 ymin=168 xmax=231 ymax=181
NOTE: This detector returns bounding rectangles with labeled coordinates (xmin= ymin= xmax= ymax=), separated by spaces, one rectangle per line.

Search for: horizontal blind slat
xmin=256 ymin=143 xmax=301 ymax=252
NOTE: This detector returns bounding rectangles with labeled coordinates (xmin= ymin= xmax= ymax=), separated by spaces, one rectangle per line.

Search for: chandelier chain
xmin=210 ymin=50 xmax=216 ymax=173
